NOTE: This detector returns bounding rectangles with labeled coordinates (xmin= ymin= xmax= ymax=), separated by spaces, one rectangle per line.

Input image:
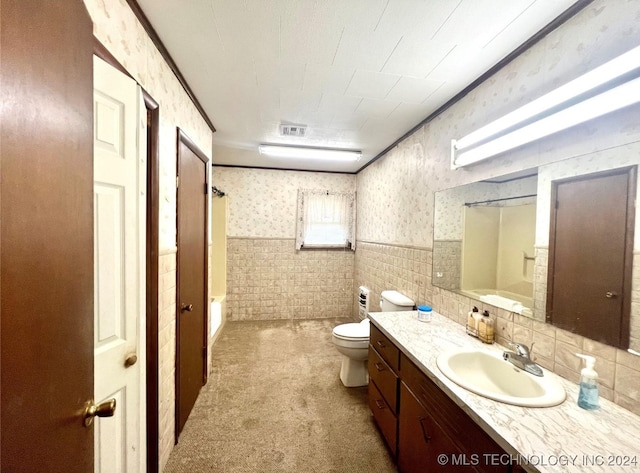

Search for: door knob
xmin=83 ymin=398 xmax=116 ymax=427
xmin=605 ymin=291 xmax=618 ymax=299
xmin=124 ymin=353 xmax=138 ymax=367
xmin=181 ymin=303 xmax=193 ymax=312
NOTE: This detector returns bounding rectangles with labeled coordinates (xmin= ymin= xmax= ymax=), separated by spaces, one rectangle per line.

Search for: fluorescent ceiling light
xmin=452 ymin=45 xmax=640 ymax=169
xmin=259 ymin=145 xmax=361 ymax=161
xmin=454 ymin=77 xmax=640 ymax=167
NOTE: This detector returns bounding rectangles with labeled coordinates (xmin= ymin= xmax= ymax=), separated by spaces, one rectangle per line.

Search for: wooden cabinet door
xmin=400 ymin=354 xmax=509 ymax=473
xmin=398 ymin=382 xmax=460 ymax=473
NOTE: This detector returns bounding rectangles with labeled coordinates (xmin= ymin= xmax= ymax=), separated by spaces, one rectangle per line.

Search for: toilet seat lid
xmin=333 ymin=321 xmax=369 ymax=339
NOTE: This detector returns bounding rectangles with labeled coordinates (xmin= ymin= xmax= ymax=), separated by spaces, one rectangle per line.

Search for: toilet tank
xmin=380 ymin=290 xmax=415 ymax=311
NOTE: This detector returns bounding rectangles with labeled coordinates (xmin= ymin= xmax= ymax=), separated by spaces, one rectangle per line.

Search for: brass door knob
xmin=606 ymin=291 xmax=618 ymax=299
xmin=84 ymin=398 xmax=116 ymax=427
xmin=124 ymin=354 xmax=138 ymax=367
xmin=181 ymin=303 xmax=193 ymax=312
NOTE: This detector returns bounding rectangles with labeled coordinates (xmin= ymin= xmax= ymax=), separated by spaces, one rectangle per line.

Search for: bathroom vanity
xmin=368 ymin=310 xmax=640 ymax=473
xmin=369 ymin=324 xmax=520 ymax=472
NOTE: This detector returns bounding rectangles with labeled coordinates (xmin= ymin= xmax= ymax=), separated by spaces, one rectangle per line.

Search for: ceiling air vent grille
xmin=279 ymin=124 xmax=307 ymax=137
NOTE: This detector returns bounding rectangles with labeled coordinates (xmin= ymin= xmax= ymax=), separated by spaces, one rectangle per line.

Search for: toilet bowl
xmin=332 ymin=319 xmax=371 ymax=387
xmin=332 ymin=290 xmax=415 ymax=387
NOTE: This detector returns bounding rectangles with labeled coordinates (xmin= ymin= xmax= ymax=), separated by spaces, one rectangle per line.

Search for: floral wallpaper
xmin=212 ymin=167 xmax=356 ymax=238
xmin=356 ymin=128 xmax=435 ymax=247
xmin=357 ymin=0 xmax=640 ymax=248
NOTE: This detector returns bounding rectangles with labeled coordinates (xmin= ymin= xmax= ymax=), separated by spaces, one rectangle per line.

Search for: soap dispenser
xmin=478 ymin=310 xmax=494 ymax=344
xmin=576 ymin=354 xmax=599 ymax=410
xmin=466 ymin=306 xmax=480 ymax=338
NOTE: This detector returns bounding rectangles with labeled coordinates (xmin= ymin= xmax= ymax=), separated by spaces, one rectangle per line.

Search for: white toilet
xmin=332 ymin=290 xmax=415 ymax=387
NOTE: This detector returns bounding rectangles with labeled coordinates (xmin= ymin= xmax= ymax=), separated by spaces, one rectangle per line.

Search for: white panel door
xmin=93 ymin=56 xmax=146 ymax=473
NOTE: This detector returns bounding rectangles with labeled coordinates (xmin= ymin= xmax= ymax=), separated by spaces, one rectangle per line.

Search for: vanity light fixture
xmin=259 ymin=144 xmax=362 ymax=161
xmin=451 ymin=45 xmax=640 ymax=169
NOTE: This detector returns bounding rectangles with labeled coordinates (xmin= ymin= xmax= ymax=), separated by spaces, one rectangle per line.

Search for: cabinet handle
xmin=375 ymin=399 xmax=386 ymax=410
xmin=376 ymin=340 xmax=386 ymax=348
xmin=418 ymin=417 xmax=432 ymax=443
xmin=375 ymin=362 xmax=386 ymax=372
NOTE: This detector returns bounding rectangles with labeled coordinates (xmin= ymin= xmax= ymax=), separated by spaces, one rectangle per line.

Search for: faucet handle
xmin=509 ymin=341 xmax=533 ymax=358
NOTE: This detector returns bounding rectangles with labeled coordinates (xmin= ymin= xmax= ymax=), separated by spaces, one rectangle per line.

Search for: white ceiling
xmin=137 ymin=0 xmax=580 ymax=173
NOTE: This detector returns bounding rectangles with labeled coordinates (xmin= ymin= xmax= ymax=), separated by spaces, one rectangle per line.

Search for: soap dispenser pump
xmin=576 ymin=354 xmax=599 ymax=410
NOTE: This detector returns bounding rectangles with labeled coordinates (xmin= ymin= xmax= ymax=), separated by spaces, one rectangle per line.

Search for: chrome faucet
xmin=503 ymin=342 xmax=543 ymax=377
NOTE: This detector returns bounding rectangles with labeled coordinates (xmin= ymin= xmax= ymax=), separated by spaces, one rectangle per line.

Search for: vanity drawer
xmin=370 ymin=323 xmax=399 ymax=372
xmin=400 ymin=353 xmax=506 ymax=472
xmin=369 ymin=378 xmax=397 ymax=456
xmin=369 ymin=345 xmax=399 ymax=413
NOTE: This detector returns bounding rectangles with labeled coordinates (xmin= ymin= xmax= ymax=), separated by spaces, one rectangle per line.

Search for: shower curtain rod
xmin=211 ymin=186 xmax=226 ymax=197
xmin=464 ymin=193 xmax=537 ymax=207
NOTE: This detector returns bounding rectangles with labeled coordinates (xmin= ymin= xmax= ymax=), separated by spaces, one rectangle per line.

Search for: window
xmin=295 ymin=190 xmax=356 ymax=250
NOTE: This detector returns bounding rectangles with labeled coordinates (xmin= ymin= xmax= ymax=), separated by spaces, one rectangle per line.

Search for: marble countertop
xmin=369 ymin=310 xmax=640 ymax=473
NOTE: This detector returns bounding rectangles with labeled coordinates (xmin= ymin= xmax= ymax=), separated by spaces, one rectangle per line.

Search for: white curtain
xmin=295 ymin=189 xmax=356 ymax=250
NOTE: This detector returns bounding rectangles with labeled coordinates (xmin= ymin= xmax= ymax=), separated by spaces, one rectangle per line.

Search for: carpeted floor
xmin=164 ymin=318 xmax=398 ymax=473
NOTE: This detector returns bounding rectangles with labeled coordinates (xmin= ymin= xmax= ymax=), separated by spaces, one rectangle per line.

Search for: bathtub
xmin=460 ymin=289 xmax=533 ymax=316
xmin=210 ymin=295 xmax=226 ymax=338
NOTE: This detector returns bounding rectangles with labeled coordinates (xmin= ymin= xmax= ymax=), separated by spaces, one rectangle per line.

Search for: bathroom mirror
xmin=433 ymin=171 xmax=538 ymax=317
xmin=433 ymin=160 xmax=640 ymax=353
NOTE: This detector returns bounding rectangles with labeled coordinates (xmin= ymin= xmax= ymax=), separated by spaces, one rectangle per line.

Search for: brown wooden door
xmin=548 ymin=168 xmax=635 ymax=349
xmin=176 ymin=130 xmax=209 ymax=438
xmin=1 ymin=1 xmax=94 ymax=471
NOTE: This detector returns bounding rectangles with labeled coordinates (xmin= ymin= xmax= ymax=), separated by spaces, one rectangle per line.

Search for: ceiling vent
xmin=279 ymin=124 xmax=307 ymax=137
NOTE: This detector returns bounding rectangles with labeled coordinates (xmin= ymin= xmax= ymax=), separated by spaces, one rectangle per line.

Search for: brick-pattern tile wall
xmin=158 ymin=250 xmax=177 ymax=472
xmin=355 ymin=241 xmax=640 ymax=416
xmin=353 ymin=242 xmax=432 ymax=317
xmin=226 ymin=238 xmax=354 ymax=320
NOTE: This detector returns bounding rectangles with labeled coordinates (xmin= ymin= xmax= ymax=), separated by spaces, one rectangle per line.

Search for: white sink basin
xmin=436 ymin=349 xmax=566 ymax=407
